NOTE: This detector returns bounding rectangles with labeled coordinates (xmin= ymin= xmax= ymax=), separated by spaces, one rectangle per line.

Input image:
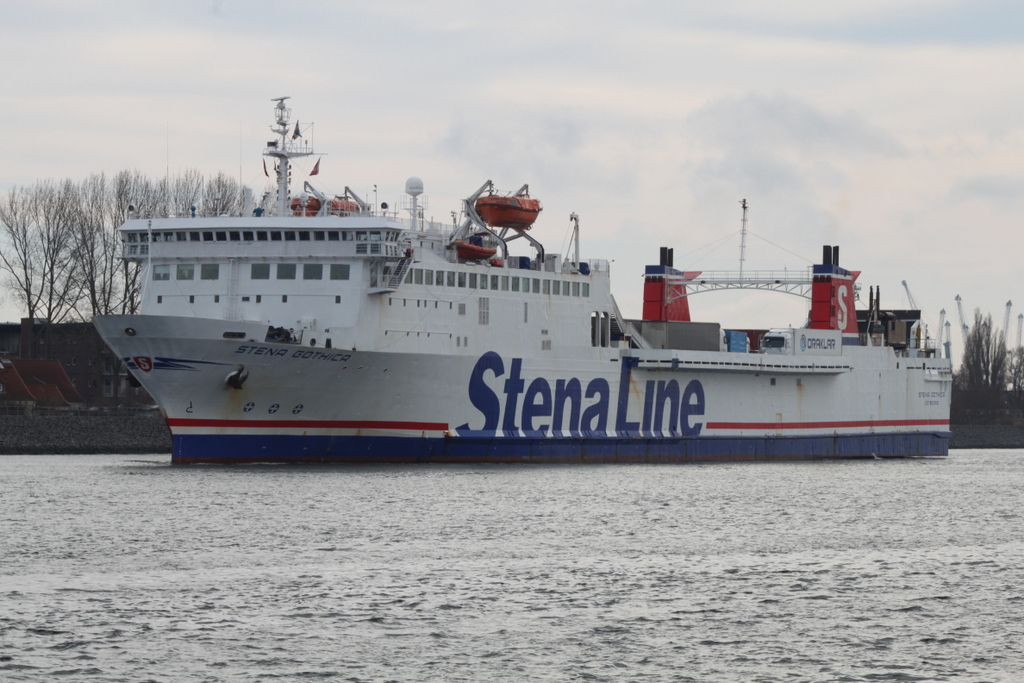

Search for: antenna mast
xmin=739 ymin=199 xmax=748 ymax=278
xmin=264 ymin=97 xmax=314 ymax=216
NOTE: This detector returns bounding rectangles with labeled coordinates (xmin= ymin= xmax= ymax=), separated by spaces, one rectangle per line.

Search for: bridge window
xmin=447 ymin=271 xmax=456 ymax=287
xmin=257 ymin=231 xmax=268 ymax=241
xmin=469 ymin=273 xmax=477 ymax=288
xmin=511 ymin=277 xmax=520 ymax=292
xmin=573 ymin=282 xmax=580 ymax=297
xmin=284 ymin=231 xmax=296 ymax=241
xmin=552 ymin=280 xmax=560 ymax=295
xmin=299 ymin=231 xmax=310 ymax=241
xmin=189 ymin=232 xmax=200 ymax=241
xmin=177 ymin=264 xmax=194 ymax=280
xmin=242 ymin=231 xmax=254 ymax=241
xmin=176 ymin=232 xmax=187 ymax=241
xmin=435 ymin=270 xmax=445 ymax=286
xmin=458 ymin=272 xmax=467 ymax=288
xmin=270 ymin=231 xmax=282 ymax=241
xmin=303 ymin=264 xmax=323 ymax=280
xmin=251 ymin=264 xmax=270 ymax=279
xmin=201 ymin=264 xmax=219 ymax=280
xmin=314 ymin=231 xmax=325 ymax=241
xmin=277 ymin=264 xmax=296 ymax=280
xmin=203 ymin=232 xmax=214 ymax=242
xmin=328 ymin=231 xmax=340 ymax=241
xmin=330 ymin=264 xmax=350 ymax=280
xmin=582 ymin=283 xmax=590 ymax=297
xmin=153 ymin=265 xmax=170 ymax=281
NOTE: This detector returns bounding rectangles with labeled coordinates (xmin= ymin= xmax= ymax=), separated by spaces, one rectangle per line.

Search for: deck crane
xmin=955 ymin=295 xmax=970 ymax=346
xmin=1004 ymin=301 xmax=1013 ymax=347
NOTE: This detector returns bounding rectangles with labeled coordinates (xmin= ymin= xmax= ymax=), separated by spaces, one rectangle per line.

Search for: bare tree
xmin=0 ymin=181 xmax=86 ymax=355
xmin=72 ymin=173 xmax=123 ymax=318
xmin=203 ymin=172 xmax=242 ymax=216
xmin=957 ymin=310 xmax=1007 ymax=392
xmin=952 ymin=309 xmax=1009 ymax=423
xmin=33 ymin=180 xmax=86 ymax=327
xmin=169 ymin=168 xmax=204 ymax=217
xmin=0 ymin=186 xmax=41 ymax=323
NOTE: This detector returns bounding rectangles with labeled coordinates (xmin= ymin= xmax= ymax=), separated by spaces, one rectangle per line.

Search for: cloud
xmin=685 ymin=93 xmax=902 ymax=158
xmin=950 ymin=174 xmax=1024 ymax=205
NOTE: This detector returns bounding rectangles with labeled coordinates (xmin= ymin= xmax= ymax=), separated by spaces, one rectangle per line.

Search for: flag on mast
xmin=263 ymin=159 xmax=268 ymax=177
xmin=310 ymin=158 xmax=320 ymax=176
xmin=292 ymin=122 xmax=301 ymax=139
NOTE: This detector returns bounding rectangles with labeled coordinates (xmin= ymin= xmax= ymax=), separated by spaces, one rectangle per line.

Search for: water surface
xmin=2 ymin=452 xmax=1023 ymax=681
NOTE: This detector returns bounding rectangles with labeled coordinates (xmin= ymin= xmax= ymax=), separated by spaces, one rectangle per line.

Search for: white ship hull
xmin=94 ymin=315 xmax=951 ymax=464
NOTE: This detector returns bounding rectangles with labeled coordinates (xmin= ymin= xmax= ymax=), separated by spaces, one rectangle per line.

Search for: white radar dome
xmin=405 ymin=176 xmax=424 ymax=197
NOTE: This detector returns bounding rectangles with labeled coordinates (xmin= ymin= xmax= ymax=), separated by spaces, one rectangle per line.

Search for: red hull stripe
xmin=706 ymin=418 xmax=949 ymax=430
xmin=167 ymin=418 xmax=449 ymax=431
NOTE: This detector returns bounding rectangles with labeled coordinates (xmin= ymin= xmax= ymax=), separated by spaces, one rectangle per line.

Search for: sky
xmin=2 ymin=0 xmax=1024 ymax=365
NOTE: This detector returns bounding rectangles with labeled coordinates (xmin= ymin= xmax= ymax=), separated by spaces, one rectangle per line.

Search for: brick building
xmin=0 ymin=319 xmax=152 ymax=407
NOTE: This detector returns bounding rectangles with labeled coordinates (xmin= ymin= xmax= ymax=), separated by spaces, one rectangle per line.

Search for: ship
xmin=93 ymin=98 xmax=953 ymax=464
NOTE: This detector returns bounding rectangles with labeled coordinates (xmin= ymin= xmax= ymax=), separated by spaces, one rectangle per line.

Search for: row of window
xmin=157 ymin=294 xmax=345 ymax=305
xmin=153 ymin=263 xmax=352 ymax=282
xmin=408 ymin=267 xmax=591 ymax=297
xmin=127 ymin=229 xmax=399 ymax=243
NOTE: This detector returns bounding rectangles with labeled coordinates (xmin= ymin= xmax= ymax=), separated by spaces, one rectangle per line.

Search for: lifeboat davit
xmin=475 ymin=195 xmax=543 ymax=230
xmin=455 ymin=240 xmax=498 ymax=261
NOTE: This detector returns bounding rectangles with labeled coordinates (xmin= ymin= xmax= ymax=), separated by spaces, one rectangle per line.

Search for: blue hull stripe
xmin=172 ymin=432 xmax=951 ymax=464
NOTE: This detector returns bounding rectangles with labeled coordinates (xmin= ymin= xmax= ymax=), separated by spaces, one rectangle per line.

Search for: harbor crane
xmin=938 ymin=308 xmax=946 ymax=356
xmin=955 ymin=294 xmax=970 ymax=346
xmin=901 ymin=280 xmax=919 ymax=310
xmin=944 ymin=321 xmax=953 ymax=360
xmin=1004 ymin=301 xmax=1013 ymax=347
xmin=1018 ymin=313 xmax=1023 ymax=349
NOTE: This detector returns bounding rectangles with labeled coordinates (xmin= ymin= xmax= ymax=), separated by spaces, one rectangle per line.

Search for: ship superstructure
xmin=94 ymin=99 xmax=952 ymax=464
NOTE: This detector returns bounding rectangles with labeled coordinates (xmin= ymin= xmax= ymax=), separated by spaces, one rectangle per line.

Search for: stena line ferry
xmin=93 ymin=98 xmax=953 ymax=464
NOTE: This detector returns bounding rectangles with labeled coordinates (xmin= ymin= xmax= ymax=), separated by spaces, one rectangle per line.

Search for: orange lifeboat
xmin=475 ymin=195 xmax=543 ymax=230
xmin=328 ymin=198 xmax=360 ymax=215
xmin=290 ymin=196 xmax=322 ymax=216
xmin=455 ymin=240 xmax=498 ymax=261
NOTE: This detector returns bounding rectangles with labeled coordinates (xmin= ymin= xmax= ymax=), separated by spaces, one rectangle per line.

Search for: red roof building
xmin=0 ymin=356 xmax=84 ymax=408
